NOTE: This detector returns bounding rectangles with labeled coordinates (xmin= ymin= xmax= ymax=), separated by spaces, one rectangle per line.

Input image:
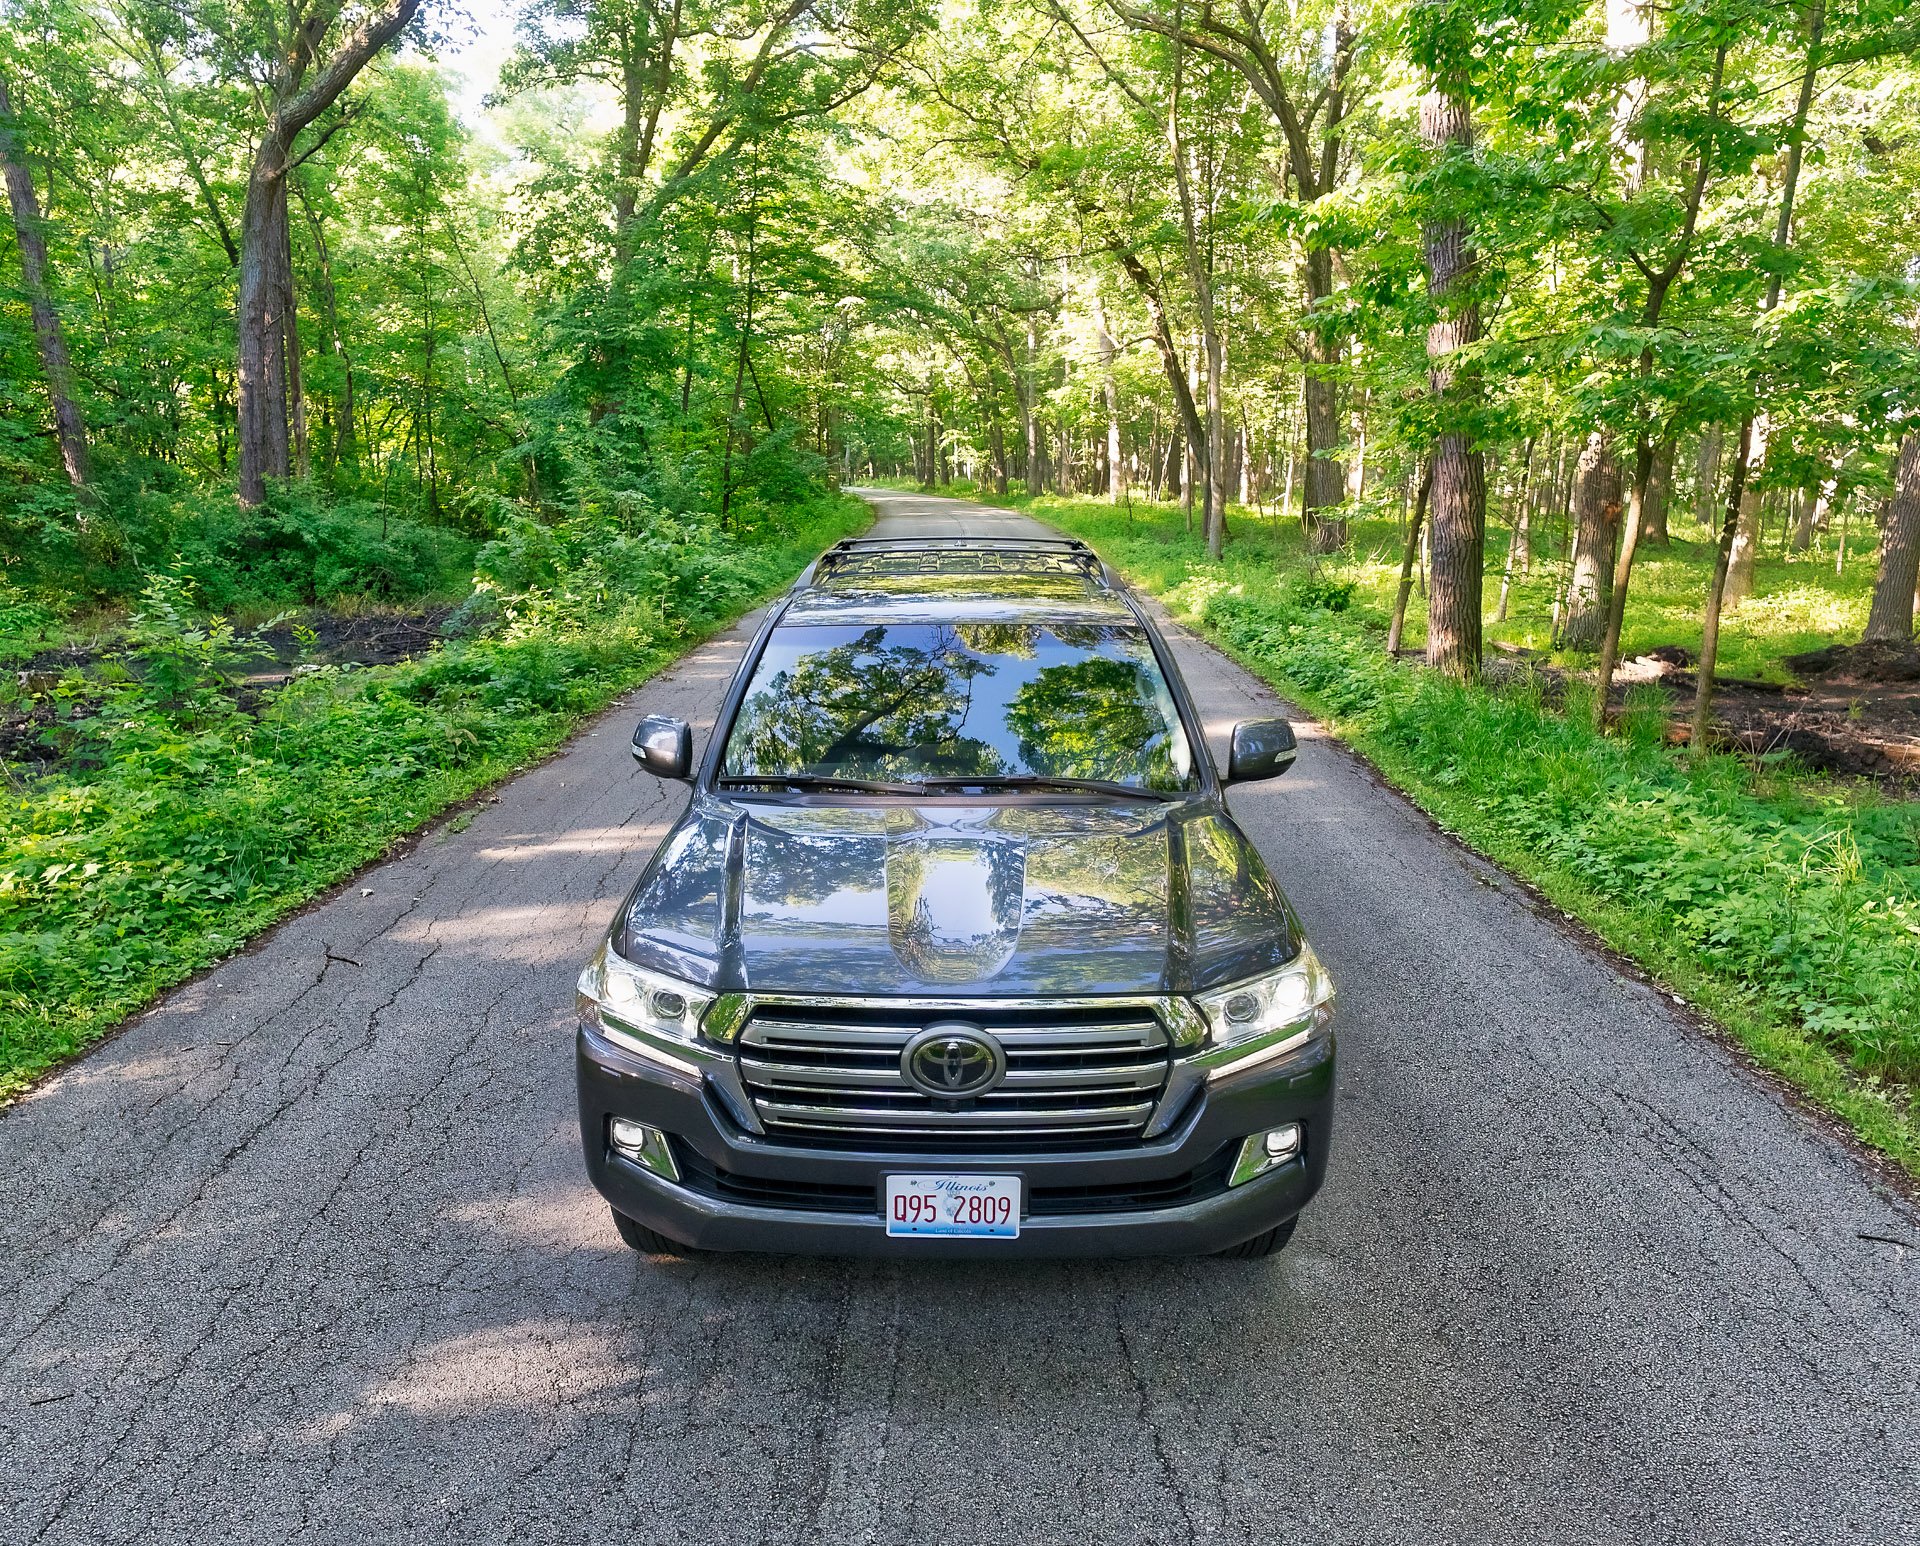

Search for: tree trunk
xmin=1165 ymin=46 xmax=1224 ymax=556
xmin=1864 ymin=431 xmax=1920 ymax=643
xmin=1561 ymin=434 xmax=1620 ymax=649
xmin=1418 ymin=86 xmax=1485 ymax=679
xmin=1792 ymin=485 xmax=1817 ymax=551
xmin=1691 ymin=416 xmax=1758 ymax=751
xmin=1497 ymin=439 xmax=1533 ymax=623
xmin=1388 ymin=463 xmax=1433 ymax=656
xmin=234 ymin=0 xmax=422 ymax=506
xmin=1113 ymin=247 xmax=1206 ymax=502
xmin=1809 ymin=471 xmax=1838 ymax=537
xmin=237 ymin=132 xmax=294 ymax=504
xmin=1642 ymin=438 xmax=1673 ymax=544
xmin=1204 ymin=323 xmax=1224 ymax=556
xmin=284 ymin=208 xmax=310 ymax=480
xmin=0 ymin=71 xmax=90 ymax=488
xmin=1695 ymin=428 xmax=1722 ymax=526
xmin=1693 ymin=6 xmax=1822 ymax=714
xmin=1302 ymin=248 xmax=1346 ymax=551
xmin=1096 ymin=303 xmax=1124 ymax=503
xmin=296 ymin=183 xmax=354 ymax=474
xmin=1724 ymin=415 xmax=1770 ymax=607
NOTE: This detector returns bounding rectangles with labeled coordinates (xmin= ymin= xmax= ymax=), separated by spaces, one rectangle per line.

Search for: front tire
xmin=610 ymin=1207 xmax=690 ymax=1256
xmin=1214 ymin=1215 xmax=1298 ymax=1260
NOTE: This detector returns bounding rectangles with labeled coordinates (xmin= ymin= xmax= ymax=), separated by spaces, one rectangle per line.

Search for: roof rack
xmin=799 ymin=535 xmax=1119 ymax=591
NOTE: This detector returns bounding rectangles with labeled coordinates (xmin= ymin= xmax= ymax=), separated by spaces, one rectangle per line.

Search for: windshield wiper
xmin=719 ymin=774 xmax=926 ymax=796
xmin=916 ymin=776 xmax=1173 ymax=801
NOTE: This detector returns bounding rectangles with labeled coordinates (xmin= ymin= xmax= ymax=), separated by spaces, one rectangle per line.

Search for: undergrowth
xmin=0 ymin=493 xmax=867 ymax=1098
xmin=1020 ymin=492 xmax=1920 ymax=1175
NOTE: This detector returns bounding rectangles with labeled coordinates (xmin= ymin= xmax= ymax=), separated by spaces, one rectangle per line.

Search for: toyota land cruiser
xmin=576 ymin=535 xmax=1335 ymax=1258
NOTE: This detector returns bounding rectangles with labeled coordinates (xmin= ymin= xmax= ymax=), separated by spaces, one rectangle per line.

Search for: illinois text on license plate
xmin=884 ymin=1174 xmax=1021 ymax=1238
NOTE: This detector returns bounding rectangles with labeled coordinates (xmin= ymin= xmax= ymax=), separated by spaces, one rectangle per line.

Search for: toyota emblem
xmin=901 ymin=1023 xmax=1005 ymax=1098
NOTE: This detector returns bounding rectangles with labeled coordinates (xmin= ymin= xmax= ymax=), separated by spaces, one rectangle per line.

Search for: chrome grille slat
xmin=737 ymin=1002 xmax=1172 ymax=1151
xmin=755 ymin=1100 xmax=1156 ymax=1129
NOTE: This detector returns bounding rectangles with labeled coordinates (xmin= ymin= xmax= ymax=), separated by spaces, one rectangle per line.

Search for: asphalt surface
xmin=3 ymin=489 xmax=1916 ymax=1546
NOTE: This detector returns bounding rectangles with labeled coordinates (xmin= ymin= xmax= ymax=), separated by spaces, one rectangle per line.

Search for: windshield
xmin=720 ymin=622 xmax=1198 ymax=791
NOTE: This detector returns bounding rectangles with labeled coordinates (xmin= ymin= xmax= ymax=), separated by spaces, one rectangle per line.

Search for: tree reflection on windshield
xmin=723 ymin=622 xmax=1196 ymax=790
xmin=1006 ymin=657 xmax=1188 ymax=786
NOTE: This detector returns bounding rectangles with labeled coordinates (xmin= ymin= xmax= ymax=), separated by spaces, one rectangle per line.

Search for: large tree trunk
xmin=235 ymin=0 xmax=422 ymax=507
xmin=237 ymin=133 xmax=294 ymax=505
xmin=1419 ymin=86 xmax=1485 ymax=679
xmin=1560 ymin=434 xmax=1620 ymax=649
xmin=1302 ymin=247 xmax=1347 ymax=552
xmin=1865 ymin=431 xmax=1920 ymax=642
xmin=0 ymin=72 xmax=90 ymax=489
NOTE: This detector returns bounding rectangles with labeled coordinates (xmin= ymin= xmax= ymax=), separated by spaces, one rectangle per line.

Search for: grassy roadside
xmin=0 ymin=495 xmax=868 ymax=1101
xmin=872 ymin=476 xmax=1884 ymax=682
xmin=919 ymin=481 xmax=1920 ymax=1181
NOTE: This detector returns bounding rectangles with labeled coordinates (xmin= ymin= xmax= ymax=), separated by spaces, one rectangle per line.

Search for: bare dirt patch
xmin=5 ymin=605 xmax=454 ymax=775
xmin=1476 ymin=638 xmax=1920 ymax=788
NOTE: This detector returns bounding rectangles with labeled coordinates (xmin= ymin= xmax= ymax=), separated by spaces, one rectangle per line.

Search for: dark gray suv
xmin=576 ymin=535 xmax=1334 ymax=1258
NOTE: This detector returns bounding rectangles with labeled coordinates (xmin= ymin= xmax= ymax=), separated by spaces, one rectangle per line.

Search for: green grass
xmin=0 ymin=495 xmax=869 ymax=1100
xmin=920 ymin=480 xmax=1920 ymax=1178
xmin=886 ymin=475 xmax=1878 ymax=682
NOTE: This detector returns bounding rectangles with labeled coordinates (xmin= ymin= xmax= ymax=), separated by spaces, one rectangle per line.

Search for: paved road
xmin=4 ymin=489 xmax=1916 ymax=1546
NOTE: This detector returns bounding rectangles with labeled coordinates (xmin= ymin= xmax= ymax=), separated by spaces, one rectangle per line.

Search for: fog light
xmin=1229 ymin=1123 xmax=1303 ymax=1187
xmin=607 ymin=1118 xmax=680 ymax=1181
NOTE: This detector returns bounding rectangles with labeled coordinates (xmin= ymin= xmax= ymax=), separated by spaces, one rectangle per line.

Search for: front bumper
xmin=576 ymin=1019 xmax=1335 ymax=1258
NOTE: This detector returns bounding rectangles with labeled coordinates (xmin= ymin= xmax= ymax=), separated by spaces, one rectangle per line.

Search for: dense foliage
xmin=0 ymin=493 xmax=863 ymax=1096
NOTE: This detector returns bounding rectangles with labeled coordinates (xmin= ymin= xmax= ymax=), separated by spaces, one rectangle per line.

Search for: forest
xmin=1 ymin=1 xmax=1917 ymax=1163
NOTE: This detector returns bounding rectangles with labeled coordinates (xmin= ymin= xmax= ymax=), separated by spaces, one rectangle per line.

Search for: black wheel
xmin=1214 ymin=1214 xmax=1298 ymax=1260
xmin=610 ymin=1207 xmax=691 ymax=1256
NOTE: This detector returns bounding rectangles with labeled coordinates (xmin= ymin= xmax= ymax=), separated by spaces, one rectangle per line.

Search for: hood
xmin=616 ymin=795 xmax=1297 ymax=998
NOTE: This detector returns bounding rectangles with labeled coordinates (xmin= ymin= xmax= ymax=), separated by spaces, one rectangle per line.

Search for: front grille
xmin=671 ymin=1142 xmax=1237 ymax=1217
xmin=735 ymin=1002 xmax=1173 ymax=1152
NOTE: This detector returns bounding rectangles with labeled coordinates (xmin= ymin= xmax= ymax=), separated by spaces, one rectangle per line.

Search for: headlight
xmin=577 ymin=943 xmax=714 ymax=1050
xmin=1193 ymin=942 xmax=1335 ymax=1054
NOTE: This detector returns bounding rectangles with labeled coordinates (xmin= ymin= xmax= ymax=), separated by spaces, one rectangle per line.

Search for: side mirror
xmin=1226 ymin=718 xmax=1297 ymax=783
xmin=632 ymin=715 xmax=693 ymax=781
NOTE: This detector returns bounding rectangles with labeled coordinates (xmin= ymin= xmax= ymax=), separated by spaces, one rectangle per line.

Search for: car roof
xmin=783 ymin=536 xmax=1136 ymax=627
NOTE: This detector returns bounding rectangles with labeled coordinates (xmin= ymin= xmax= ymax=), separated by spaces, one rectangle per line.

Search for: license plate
xmin=884 ymin=1174 xmax=1021 ymax=1238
